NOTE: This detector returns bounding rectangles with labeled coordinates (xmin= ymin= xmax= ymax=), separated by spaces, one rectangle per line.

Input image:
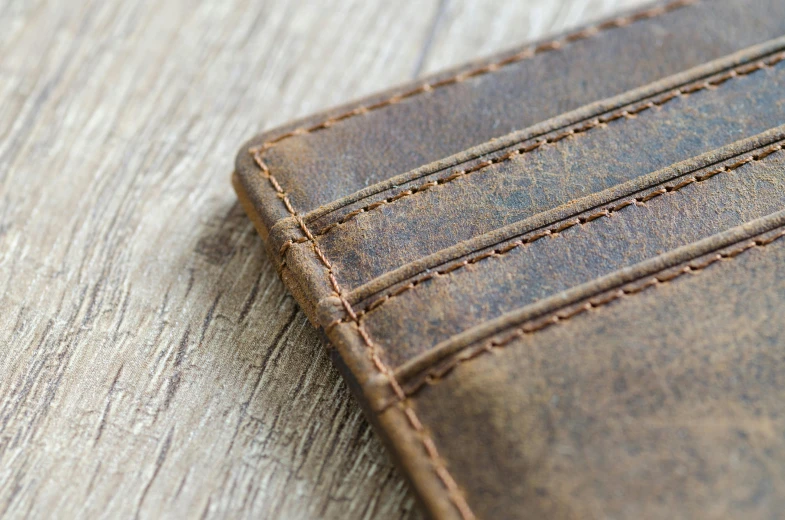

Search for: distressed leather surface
xmin=363 ymin=133 xmax=785 ymax=368
xmin=408 ymin=228 xmax=785 ymax=519
xmin=235 ymin=0 xmax=785 ymax=237
xmin=316 ymin=44 xmax=785 ymax=291
xmin=233 ymin=1 xmax=785 ymax=518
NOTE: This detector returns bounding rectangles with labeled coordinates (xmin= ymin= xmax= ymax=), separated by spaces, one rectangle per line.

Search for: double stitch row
xmin=253 ymin=0 xmax=697 ymax=159
xmin=331 ymin=140 xmax=785 ymax=325
xmin=286 ymin=49 xmax=785 ymax=253
xmin=405 ymin=226 xmax=785 ymax=397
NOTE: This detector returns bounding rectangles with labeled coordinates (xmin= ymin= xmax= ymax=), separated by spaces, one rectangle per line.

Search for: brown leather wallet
xmin=233 ymin=0 xmax=785 ymax=517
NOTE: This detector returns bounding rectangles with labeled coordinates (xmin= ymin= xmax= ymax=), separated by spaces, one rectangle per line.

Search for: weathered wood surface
xmin=0 ymin=0 xmax=649 ymax=518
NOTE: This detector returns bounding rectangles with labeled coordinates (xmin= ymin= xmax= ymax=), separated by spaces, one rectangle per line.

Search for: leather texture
xmin=233 ymin=1 xmax=785 ymax=518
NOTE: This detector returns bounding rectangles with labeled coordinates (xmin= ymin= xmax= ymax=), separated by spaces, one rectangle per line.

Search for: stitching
xmin=251 ymin=0 xmax=696 ymax=158
xmin=407 ymin=226 xmax=785 ymax=396
xmin=329 ymin=141 xmax=785 ymax=325
xmin=257 ymin=0 xmax=699 ymax=255
xmin=281 ymin=50 xmax=785 ymax=252
xmin=251 ymin=150 xmax=476 ymax=520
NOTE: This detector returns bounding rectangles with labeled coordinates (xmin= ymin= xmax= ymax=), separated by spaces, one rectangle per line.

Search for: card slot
xmin=307 ymin=49 xmax=785 ymax=291
xmin=345 ymin=127 xmax=785 ymax=310
xmin=305 ymin=38 xmax=785 ymax=237
xmin=391 ymin=212 xmax=785 ymax=402
xmin=355 ymin=143 xmax=785 ymax=368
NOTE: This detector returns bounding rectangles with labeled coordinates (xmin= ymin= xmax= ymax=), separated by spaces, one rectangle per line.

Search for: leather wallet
xmin=233 ymin=0 xmax=785 ymax=517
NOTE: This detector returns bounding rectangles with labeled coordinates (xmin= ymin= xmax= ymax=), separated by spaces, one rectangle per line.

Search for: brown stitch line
xmin=337 ymin=141 xmax=785 ymax=324
xmin=250 ymin=0 xmax=697 ymax=158
xmin=408 ymin=227 xmax=785 ymax=395
xmin=250 ymin=149 xmax=476 ymax=520
xmin=308 ymin=50 xmax=785 ymax=241
xmin=250 ymin=0 xmax=699 ymax=221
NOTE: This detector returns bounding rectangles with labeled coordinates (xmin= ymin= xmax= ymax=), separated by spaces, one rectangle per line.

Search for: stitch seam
xmin=409 ymin=227 xmax=785 ymax=396
xmin=327 ymin=141 xmax=785 ymax=325
xmin=251 ymin=150 xmax=476 ymax=520
xmin=280 ymin=50 xmax=785 ymax=254
xmin=251 ymin=0 xmax=696 ymax=159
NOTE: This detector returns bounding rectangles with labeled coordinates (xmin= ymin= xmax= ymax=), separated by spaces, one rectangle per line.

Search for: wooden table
xmin=0 ymin=0 xmax=649 ymax=517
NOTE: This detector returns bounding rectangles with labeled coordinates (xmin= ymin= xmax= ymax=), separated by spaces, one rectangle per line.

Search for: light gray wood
xmin=0 ymin=0 xmax=650 ymax=518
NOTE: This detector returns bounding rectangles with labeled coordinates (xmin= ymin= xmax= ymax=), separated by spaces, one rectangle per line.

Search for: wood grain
xmin=0 ymin=0 xmax=649 ymax=518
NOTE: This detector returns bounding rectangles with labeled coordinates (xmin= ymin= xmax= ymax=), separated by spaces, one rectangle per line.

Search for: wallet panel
xmin=403 ymin=224 xmax=785 ymax=519
xmin=232 ymin=2 xmax=785 ymax=518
